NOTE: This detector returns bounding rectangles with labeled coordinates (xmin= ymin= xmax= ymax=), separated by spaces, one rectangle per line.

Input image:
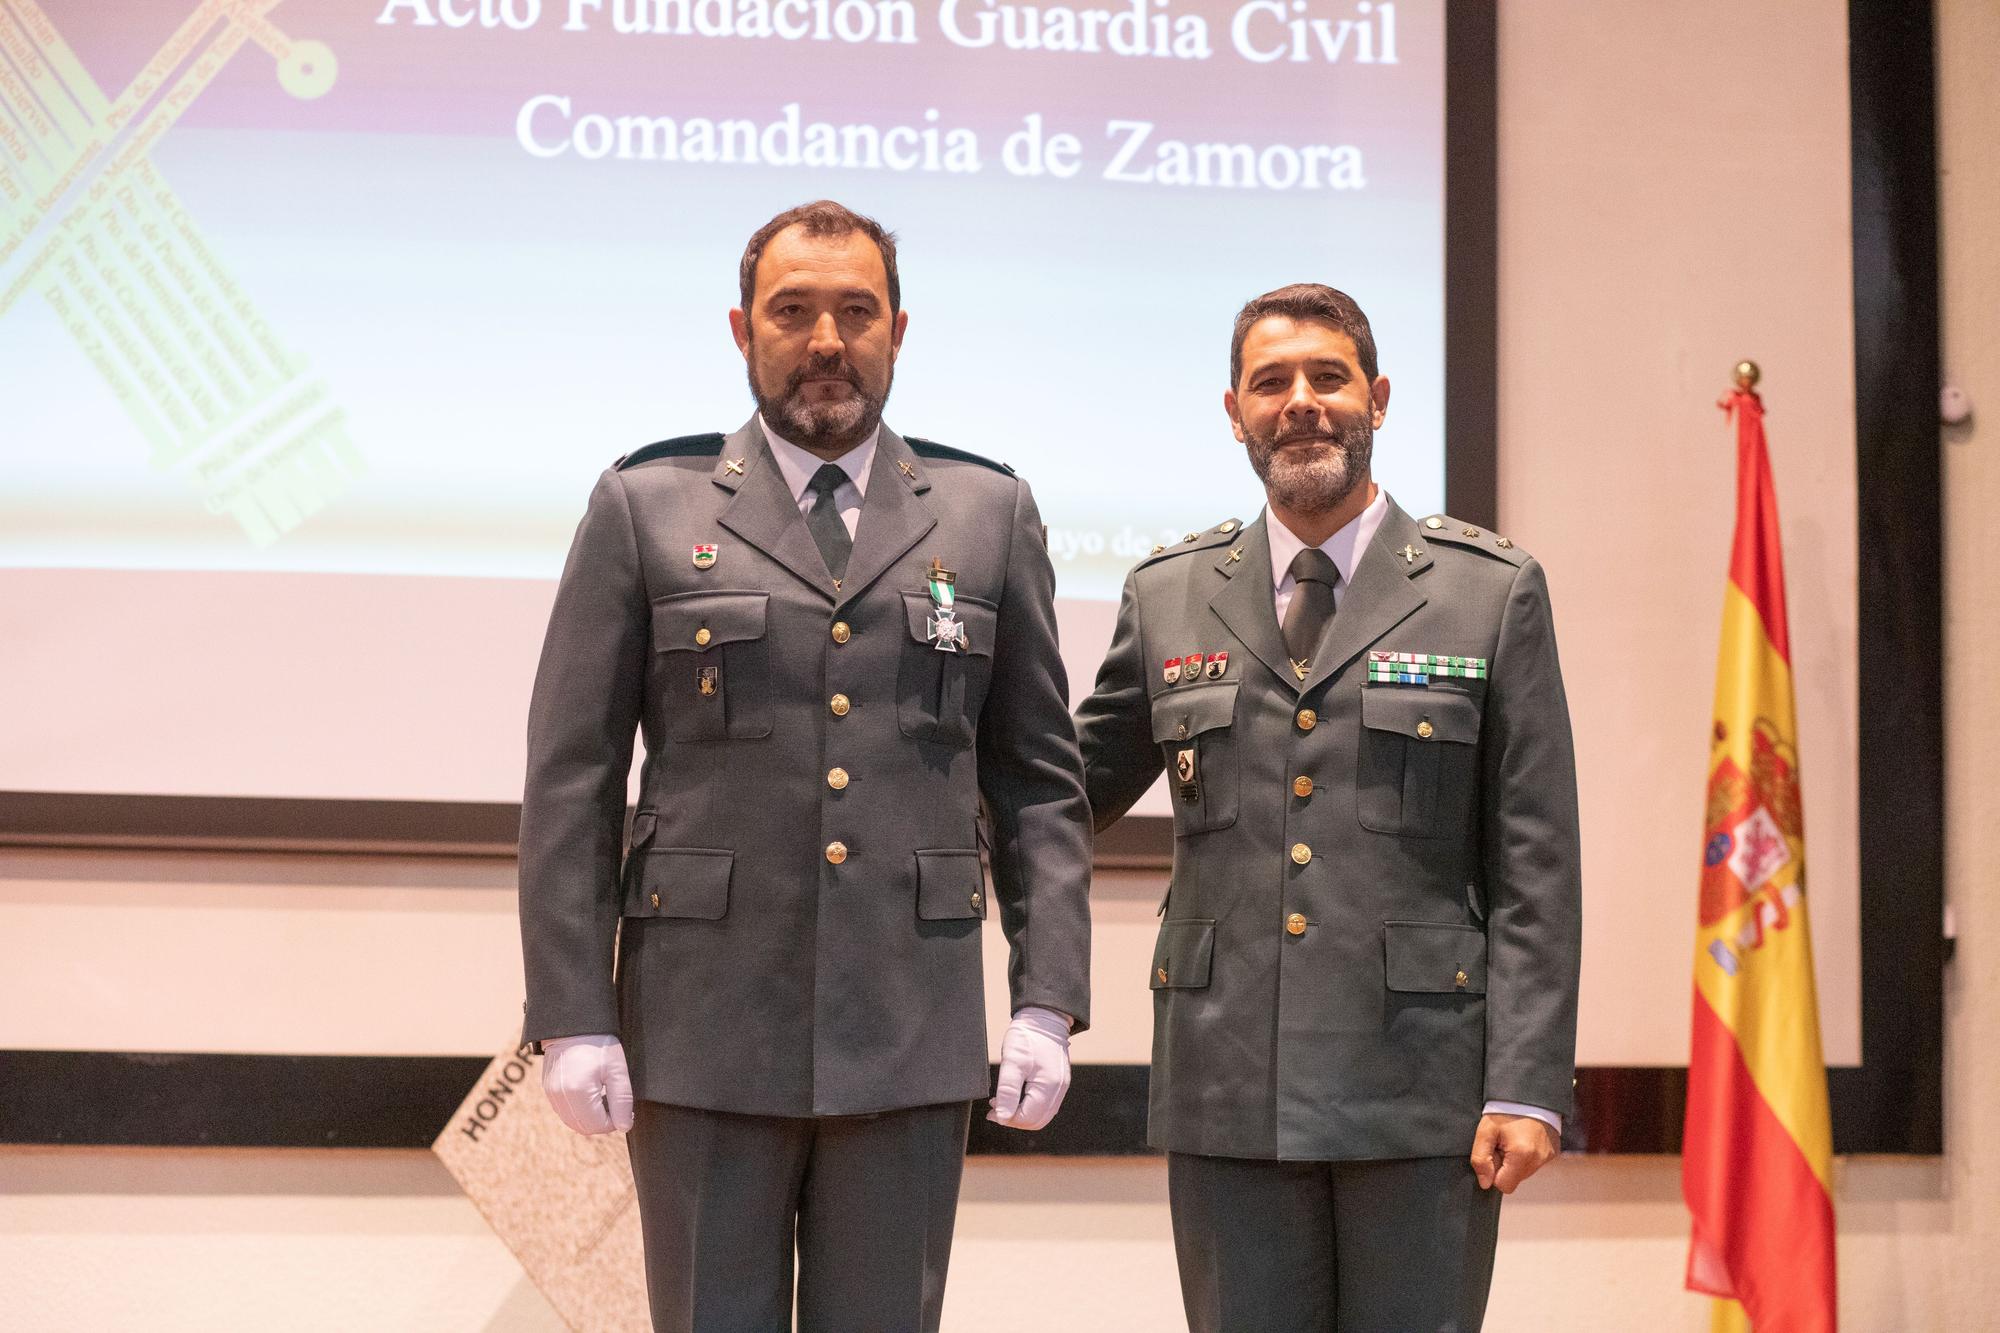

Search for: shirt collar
xmin=760 ymin=415 xmax=878 ymax=504
xmin=1267 ymin=485 xmax=1391 ymax=591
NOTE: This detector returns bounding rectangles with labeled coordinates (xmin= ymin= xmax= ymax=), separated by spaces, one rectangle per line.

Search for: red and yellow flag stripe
xmin=1682 ymin=387 xmax=1836 ymax=1330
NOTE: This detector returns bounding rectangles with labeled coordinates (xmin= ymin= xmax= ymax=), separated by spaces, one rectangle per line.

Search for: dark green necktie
xmin=805 ymin=463 xmax=852 ymax=581
xmin=1281 ymin=548 xmax=1340 ymax=676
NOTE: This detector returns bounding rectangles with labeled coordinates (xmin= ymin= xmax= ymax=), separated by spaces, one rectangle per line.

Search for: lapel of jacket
xmin=713 ymin=417 xmax=838 ymax=602
xmin=1206 ymin=514 xmax=1299 ymax=695
xmin=1299 ymin=498 xmax=1432 ymax=695
xmin=835 ymin=425 xmax=937 ymax=609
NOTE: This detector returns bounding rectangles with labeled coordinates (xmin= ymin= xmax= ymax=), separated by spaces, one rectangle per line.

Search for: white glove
xmin=540 ymin=1033 xmax=635 ymax=1135
xmin=986 ymin=1006 xmax=1073 ymax=1131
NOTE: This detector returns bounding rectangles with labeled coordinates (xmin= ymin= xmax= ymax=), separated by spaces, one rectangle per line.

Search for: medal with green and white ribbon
xmin=926 ymin=557 xmax=967 ymax=653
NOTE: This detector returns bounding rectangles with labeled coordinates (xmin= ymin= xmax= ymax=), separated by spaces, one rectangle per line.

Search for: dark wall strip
xmin=1444 ymin=0 xmax=1500 ymax=528
xmin=0 ymin=1054 xmax=1919 ymax=1155
xmin=1846 ymin=0 xmax=1945 ymax=1156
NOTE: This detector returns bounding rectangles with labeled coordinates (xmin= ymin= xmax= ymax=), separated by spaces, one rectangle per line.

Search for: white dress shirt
xmin=1266 ymin=485 xmax=1391 ymax=622
xmin=1266 ymin=488 xmax=1563 ymax=1141
xmin=761 ymin=415 xmax=877 ymax=539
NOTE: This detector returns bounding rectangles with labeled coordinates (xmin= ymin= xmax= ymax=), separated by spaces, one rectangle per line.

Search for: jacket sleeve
xmin=1074 ymin=568 xmax=1164 ymax=832
xmin=975 ymin=477 xmax=1094 ymax=1032
xmin=1478 ymin=556 xmax=1583 ymax=1117
xmin=517 ymin=468 xmax=649 ymax=1045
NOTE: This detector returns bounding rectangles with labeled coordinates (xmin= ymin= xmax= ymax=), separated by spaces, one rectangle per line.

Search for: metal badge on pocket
xmin=697 ymin=665 xmax=719 ymax=698
xmin=1176 ymin=746 xmax=1200 ymax=803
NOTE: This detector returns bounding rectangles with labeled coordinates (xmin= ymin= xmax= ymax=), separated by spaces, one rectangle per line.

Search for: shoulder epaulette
xmin=1136 ymin=518 xmax=1245 ymax=569
xmin=615 ymin=432 xmax=725 ymax=470
xmin=1416 ymin=514 xmax=1529 ymax=566
xmin=904 ymin=436 xmax=1015 ymax=476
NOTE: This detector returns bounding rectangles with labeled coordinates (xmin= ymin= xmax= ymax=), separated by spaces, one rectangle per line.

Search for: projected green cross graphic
xmin=0 ymin=0 xmax=357 ymax=547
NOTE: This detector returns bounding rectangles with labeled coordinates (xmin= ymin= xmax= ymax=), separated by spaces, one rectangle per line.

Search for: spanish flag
xmin=1683 ymin=385 xmax=1837 ymax=1331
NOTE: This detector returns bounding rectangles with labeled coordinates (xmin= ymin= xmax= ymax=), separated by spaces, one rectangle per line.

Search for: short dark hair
xmin=738 ymin=200 xmax=901 ymax=315
xmin=1228 ymin=283 xmax=1378 ymax=388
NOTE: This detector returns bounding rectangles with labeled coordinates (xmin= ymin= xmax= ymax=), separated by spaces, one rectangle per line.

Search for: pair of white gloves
xmin=542 ymin=1005 xmax=1074 ymax=1135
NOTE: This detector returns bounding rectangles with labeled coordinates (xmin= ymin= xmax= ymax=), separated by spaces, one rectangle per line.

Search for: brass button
xmin=650 ymin=892 xmax=660 ymax=909
xmin=1292 ymin=775 xmax=1314 ymax=798
xmin=1218 ymin=520 xmax=1238 ymax=534
xmin=1285 ymin=913 xmax=1308 ymax=936
xmin=970 ymin=891 xmax=983 ymax=911
xmin=1290 ymin=842 xmax=1312 ymax=865
xmin=1425 ymin=516 xmax=1445 ymax=530
xmin=1157 ymin=966 xmax=1169 ymax=983
xmin=1416 ymin=719 xmax=1435 ymax=740
xmin=825 ymin=841 xmax=847 ymax=864
xmin=830 ymin=694 xmax=851 ymax=716
xmin=831 ymin=621 xmax=852 ymax=644
xmin=827 ymin=767 xmax=849 ymax=790
xmin=1455 ymin=970 xmax=1470 ymax=989
xmin=1296 ymin=708 xmax=1317 ymax=732
xmin=694 ymin=627 xmax=712 ymax=647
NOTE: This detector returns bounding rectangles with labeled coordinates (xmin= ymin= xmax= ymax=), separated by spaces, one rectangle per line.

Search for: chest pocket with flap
xmin=897 ymin=590 xmax=999 ymax=749
xmin=1150 ymin=683 xmax=1241 ymax=834
xmin=652 ymin=590 xmax=772 ymax=741
xmin=1356 ymin=686 xmax=1483 ymax=838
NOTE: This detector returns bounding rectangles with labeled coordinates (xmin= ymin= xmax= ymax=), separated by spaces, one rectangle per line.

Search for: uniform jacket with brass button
xmin=1075 ymin=501 xmax=1581 ymax=1161
xmin=519 ymin=418 xmax=1093 ymax=1117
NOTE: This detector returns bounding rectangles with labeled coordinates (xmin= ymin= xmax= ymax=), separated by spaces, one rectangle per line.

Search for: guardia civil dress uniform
xmin=1074 ymin=495 xmax=1582 ymax=1332
xmin=518 ymin=417 xmax=1092 ymax=1332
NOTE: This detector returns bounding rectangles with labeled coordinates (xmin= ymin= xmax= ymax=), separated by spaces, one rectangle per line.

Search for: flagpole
xmin=1684 ymin=359 xmax=1839 ymax=1333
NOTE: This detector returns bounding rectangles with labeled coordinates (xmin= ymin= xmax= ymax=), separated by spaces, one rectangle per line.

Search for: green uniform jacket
xmin=1075 ymin=501 xmax=1581 ymax=1160
xmin=519 ymin=418 xmax=1093 ymax=1117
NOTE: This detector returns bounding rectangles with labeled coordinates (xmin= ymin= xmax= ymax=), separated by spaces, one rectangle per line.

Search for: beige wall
xmin=7 ymin=1 xmax=1998 ymax=1328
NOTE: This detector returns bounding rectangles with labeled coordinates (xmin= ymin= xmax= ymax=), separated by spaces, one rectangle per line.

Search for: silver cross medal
xmin=925 ymin=557 xmax=967 ymax=653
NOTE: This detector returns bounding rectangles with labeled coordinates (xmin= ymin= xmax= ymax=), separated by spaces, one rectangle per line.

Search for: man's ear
xmin=729 ymin=308 xmax=751 ymax=359
xmin=889 ymin=307 xmax=909 ymax=362
xmin=1223 ymin=389 xmax=1248 ymax=444
xmin=1369 ymin=373 xmax=1392 ymax=428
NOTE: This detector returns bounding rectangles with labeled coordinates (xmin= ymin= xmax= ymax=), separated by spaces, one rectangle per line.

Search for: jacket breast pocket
xmin=1356 ymin=687 xmax=1482 ymax=837
xmin=652 ymin=590 xmax=772 ymax=742
xmin=896 ymin=591 xmax=998 ymax=749
xmin=1151 ymin=683 xmax=1241 ymax=834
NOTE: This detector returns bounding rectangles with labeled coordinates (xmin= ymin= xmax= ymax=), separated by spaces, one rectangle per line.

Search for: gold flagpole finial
xmin=1732 ymin=360 xmax=1761 ymax=391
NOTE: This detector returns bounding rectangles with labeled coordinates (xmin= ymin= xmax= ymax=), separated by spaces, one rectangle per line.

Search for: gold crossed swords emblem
xmin=0 ymin=0 xmax=359 ymax=546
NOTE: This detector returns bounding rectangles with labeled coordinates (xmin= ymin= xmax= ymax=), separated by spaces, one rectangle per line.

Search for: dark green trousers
xmin=1169 ymin=1152 xmax=1502 ymax=1332
xmin=627 ymin=1099 xmax=971 ymax=1333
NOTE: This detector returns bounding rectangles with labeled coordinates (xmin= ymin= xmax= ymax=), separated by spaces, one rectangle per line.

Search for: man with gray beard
xmin=1075 ymin=284 xmax=1581 ymax=1330
xmin=518 ymin=200 xmax=1092 ymax=1331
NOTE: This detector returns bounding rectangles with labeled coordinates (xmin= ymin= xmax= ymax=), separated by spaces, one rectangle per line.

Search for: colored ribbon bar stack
xmin=1366 ymin=651 xmax=1489 ymax=685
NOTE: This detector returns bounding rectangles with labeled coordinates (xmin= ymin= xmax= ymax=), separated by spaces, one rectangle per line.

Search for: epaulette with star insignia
xmin=1135 ymin=519 xmax=1245 ymax=569
xmin=1415 ymin=514 xmax=1529 ymax=566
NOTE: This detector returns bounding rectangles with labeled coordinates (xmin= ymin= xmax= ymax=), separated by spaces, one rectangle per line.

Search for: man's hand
xmin=1470 ymin=1112 xmax=1558 ymax=1193
xmin=541 ymin=1033 xmax=635 ymax=1135
xmin=986 ymin=1006 xmax=1072 ymax=1131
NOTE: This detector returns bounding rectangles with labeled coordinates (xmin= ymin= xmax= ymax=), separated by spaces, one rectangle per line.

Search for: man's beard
xmin=749 ymin=349 xmax=892 ymax=453
xmin=1244 ymin=416 xmax=1373 ymax=514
